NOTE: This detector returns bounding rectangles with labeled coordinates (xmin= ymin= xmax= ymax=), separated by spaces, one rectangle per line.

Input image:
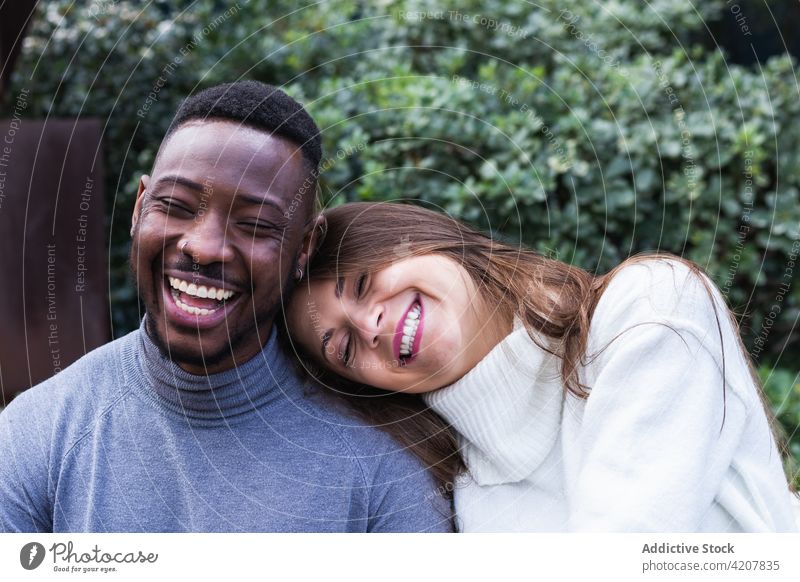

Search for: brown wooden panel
xmin=0 ymin=118 xmax=110 ymax=404
xmin=0 ymin=0 xmax=37 ymax=101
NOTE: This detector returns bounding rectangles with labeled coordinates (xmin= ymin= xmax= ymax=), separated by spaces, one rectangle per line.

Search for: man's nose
xmin=179 ymin=213 xmax=235 ymax=265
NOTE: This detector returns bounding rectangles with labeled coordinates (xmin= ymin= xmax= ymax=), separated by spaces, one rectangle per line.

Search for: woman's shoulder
xmin=591 ymin=256 xmax=725 ymax=334
xmin=586 ymin=256 xmax=749 ymax=371
xmin=585 ymin=256 xmax=758 ymax=398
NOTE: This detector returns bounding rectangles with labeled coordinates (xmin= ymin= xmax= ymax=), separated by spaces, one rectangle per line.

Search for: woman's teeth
xmin=400 ymin=303 xmax=421 ymax=357
xmin=168 ymin=276 xmax=235 ymax=316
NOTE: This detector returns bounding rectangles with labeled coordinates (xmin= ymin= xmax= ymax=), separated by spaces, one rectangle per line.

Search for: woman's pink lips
xmin=393 ymin=294 xmax=423 ymax=362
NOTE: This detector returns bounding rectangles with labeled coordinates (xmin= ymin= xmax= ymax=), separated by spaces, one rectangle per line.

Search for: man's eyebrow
xmin=153 ymin=175 xmax=206 ymax=194
xmin=153 ymin=175 xmax=287 ymax=214
xmin=321 ymin=328 xmax=333 ymax=361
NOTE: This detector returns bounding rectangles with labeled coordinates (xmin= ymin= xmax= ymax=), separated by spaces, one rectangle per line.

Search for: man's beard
xmin=143 ymin=308 xmax=268 ymax=370
xmin=131 ymin=249 xmax=300 ymax=373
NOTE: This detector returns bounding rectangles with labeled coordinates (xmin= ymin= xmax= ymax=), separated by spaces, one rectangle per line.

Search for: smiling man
xmin=131 ymin=107 xmax=308 ymax=374
xmin=0 ymin=81 xmax=452 ymax=532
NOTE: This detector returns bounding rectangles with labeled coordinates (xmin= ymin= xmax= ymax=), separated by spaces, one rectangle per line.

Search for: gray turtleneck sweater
xmin=0 ymin=321 xmax=452 ymax=532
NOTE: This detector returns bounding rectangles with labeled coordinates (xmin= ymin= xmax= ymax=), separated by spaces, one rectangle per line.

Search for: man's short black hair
xmin=165 ymin=80 xmax=322 ymax=175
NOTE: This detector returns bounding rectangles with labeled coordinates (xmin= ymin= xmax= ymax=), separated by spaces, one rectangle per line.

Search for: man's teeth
xmin=400 ymin=303 xmax=421 ymax=357
xmin=168 ymin=276 xmax=234 ymax=301
xmin=172 ymin=293 xmax=216 ymax=316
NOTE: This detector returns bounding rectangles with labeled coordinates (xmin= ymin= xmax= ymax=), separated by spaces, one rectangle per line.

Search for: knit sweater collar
xmin=423 ymin=318 xmax=565 ymax=486
xmin=128 ymin=318 xmax=292 ymax=425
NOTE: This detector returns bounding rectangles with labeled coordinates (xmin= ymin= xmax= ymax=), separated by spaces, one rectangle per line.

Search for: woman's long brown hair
xmin=280 ymin=201 xmax=792 ymax=492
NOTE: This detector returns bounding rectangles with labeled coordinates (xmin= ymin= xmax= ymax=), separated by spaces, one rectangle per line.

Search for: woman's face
xmin=286 ymin=254 xmax=509 ymax=393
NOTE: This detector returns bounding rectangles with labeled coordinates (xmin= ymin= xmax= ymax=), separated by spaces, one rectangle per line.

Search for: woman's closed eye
xmin=354 ymin=272 xmax=369 ymax=298
xmin=333 ymin=274 xmax=369 ymax=368
xmin=339 ymin=332 xmax=354 ymax=367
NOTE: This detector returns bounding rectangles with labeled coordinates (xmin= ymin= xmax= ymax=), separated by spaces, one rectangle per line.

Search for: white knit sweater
xmin=424 ymin=258 xmax=798 ymax=532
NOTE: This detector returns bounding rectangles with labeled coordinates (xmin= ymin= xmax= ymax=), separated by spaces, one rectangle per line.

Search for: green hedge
xmin=7 ymin=0 xmax=799 ymax=484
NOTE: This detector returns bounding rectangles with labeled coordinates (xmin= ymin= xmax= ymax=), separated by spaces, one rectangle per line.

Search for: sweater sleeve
xmin=365 ymin=448 xmax=455 ymax=532
xmin=0 ymin=391 xmax=54 ymax=532
xmin=568 ymin=259 xmax=755 ymax=531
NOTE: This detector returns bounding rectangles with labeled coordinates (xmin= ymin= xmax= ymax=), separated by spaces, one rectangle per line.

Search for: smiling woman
xmin=284 ymin=201 xmax=799 ymax=532
xmin=290 ymin=253 xmax=510 ymax=393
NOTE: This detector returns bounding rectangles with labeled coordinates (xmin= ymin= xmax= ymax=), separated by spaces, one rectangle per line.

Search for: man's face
xmin=130 ymin=120 xmax=312 ymax=374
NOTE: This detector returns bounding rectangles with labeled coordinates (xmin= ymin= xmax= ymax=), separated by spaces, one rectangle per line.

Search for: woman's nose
xmin=354 ymin=305 xmax=383 ymax=348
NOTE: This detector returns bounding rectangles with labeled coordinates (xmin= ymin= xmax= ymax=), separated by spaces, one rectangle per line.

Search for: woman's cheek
xmin=428 ymin=329 xmax=456 ymax=363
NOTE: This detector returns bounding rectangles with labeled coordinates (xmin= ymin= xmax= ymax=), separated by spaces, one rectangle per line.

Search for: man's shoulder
xmin=1 ymin=330 xmax=137 ymax=432
xmin=293 ymin=384 xmax=408 ymax=452
xmin=292 ymin=384 xmax=452 ymax=531
xmin=292 ymin=383 xmax=436 ymax=476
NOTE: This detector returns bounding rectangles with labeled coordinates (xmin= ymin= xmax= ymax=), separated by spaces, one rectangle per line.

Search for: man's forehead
xmin=155 ymin=122 xmax=306 ymax=195
xmin=157 ymin=120 xmax=301 ymax=165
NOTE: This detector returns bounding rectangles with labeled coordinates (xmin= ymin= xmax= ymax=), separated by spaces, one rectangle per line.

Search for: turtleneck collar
xmin=423 ymin=318 xmax=565 ymax=486
xmin=125 ymin=318 xmax=293 ymax=426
